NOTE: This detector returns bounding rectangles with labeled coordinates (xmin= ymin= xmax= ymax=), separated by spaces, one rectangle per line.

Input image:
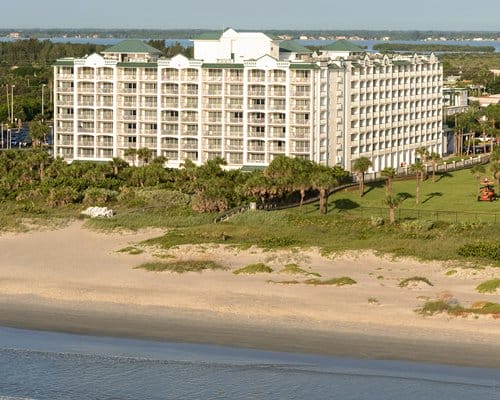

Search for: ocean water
xmin=0 ymin=326 xmax=498 ymax=400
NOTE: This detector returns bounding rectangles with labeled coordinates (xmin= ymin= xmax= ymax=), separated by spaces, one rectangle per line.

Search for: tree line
xmin=0 ymin=151 xmax=352 ymax=214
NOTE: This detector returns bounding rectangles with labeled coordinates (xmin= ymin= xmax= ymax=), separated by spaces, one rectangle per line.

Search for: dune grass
xmin=304 ymin=277 xmax=357 ymax=286
xmin=280 ymin=263 xmax=321 ymax=277
xmin=233 ymin=263 xmax=273 ymax=275
xmin=399 ymin=276 xmax=433 ymax=287
xmin=135 ymin=260 xmax=227 ymax=273
xmin=476 ymin=279 xmax=500 ymax=294
xmin=419 ymin=300 xmax=500 ymax=317
xmin=117 ymin=246 xmax=144 ymax=255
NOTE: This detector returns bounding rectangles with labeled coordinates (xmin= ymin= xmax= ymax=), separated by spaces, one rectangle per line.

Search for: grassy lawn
xmin=333 ymin=167 xmax=499 ymax=221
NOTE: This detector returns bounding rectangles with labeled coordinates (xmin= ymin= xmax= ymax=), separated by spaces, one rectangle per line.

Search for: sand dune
xmin=0 ymin=221 xmax=498 ymax=367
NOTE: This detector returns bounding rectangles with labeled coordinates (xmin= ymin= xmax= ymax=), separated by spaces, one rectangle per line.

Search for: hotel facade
xmin=53 ymin=29 xmax=443 ymax=172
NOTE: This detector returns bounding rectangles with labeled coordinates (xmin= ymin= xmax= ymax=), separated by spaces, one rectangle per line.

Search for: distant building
xmin=443 ymin=87 xmax=468 ymax=116
xmin=468 ymin=94 xmax=500 ymax=107
xmin=53 ymin=29 xmax=443 ymax=173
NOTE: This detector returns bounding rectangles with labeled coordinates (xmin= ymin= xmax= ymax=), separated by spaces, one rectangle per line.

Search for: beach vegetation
xmin=419 ymin=299 xmax=500 ymax=317
xmin=233 ymin=263 xmax=274 ymax=275
xmin=476 ymin=279 xmax=500 ymax=294
xmin=135 ymin=260 xmax=227 ymax=273
xmin=457 ymin=242 xmax=500 ymax=262
xmin=280 ymin=263 xmax=321 ymax=277
xmin=304 ymin=277 xmax=356 ymax=286
xmin=399 ymin=276 xmax=433 ymax=287
xmin=445 ymin=269 xmax=457 ymax=276
xmin=368 ymin=297 xmax=380 ymax=304
xmin=267 ymin=279 xmax=300 ymax=285
xmin=117 ymin=246 xmax=144 ymax=255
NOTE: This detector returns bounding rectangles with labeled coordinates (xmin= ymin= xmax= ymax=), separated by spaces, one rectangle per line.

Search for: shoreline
xmin=1 ymin=295 xmax=499 ymax=369
xmin=0 ymin=221 xmax=499 ymax=369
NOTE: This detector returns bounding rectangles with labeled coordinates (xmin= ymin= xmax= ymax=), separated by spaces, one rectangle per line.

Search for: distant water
xmin=299 ymin=39 xmax=500 ymax=52
xmin=0 ymin=36 xmax=499 ymax=52
xmin=0 ymin=326 xmax=498 ymax=400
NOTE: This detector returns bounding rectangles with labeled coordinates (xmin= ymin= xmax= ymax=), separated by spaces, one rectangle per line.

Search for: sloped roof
xmin=194 ymin=29 xmax=277 ymax=41
xmin=103 ymin=40 xmax=162 ymax=54
xmin=322 ymin=39 xmax=365 ymax=52
xmin=279 ymin=40 xmax=313 ymax=54
xmin=194 ymin=31 xmax=223 ymax=40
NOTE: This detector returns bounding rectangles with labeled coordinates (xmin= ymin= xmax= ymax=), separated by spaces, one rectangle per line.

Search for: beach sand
xmin=0 ymin=221 xmax=499 ymax=368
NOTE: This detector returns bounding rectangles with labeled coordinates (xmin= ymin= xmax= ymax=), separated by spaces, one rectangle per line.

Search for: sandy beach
xmin=0 ymin=221 xmax=499 ymax=368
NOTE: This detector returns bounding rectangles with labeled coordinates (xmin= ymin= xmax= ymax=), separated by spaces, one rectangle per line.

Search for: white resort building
xmin=53 ymin=28 xmax=443 ymax=172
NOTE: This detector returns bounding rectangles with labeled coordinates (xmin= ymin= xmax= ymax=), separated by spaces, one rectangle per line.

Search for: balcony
xmin=118 ymin=74 xmax=137 ymax=80
xmin=78 ymin=113 xmax=94 ymax=120
xmin=78 ymin=140 xmax=95 ymax=146
xmin=181 ymin=143 xmax=198 ymax=150
xmin=78 ymin=86 xmax=94 ymax=94
xmin=248 ymin=89 xmax=265 ymax=96
xmin=205 ymin=90 xmax=222 ymax=96
xmin=96 ymin=74 xmax=113 ymax=81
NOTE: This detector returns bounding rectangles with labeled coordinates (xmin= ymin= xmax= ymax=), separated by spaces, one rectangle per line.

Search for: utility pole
xmin=10 ymin=85 xmax=15 ymax=126
xmin=6 ymin=85 xmax=10 ymax=124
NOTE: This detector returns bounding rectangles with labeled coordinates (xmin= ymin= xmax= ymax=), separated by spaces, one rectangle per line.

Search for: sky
xmin=1 ymin=0 xmax=499 ymax=31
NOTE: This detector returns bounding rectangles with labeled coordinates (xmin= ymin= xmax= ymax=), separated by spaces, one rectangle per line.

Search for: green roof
xmin=202 ymin=63 xmax=244 ymax=69
xmin=194 ymin=31 xmax=223 ymax=40
xmin=322 ymin=39 xmax=365 ymax=52
xmin=54 ymin=59 xmax=74 ymax=66
xmin=279 ymin=40 xmax=313 ymax=54
xmin=116 ymin=62 xmax=158 ymax=68
xmin=103 ymin=40 xmax=162 ymax=54
xmin=290 ymin=63 xmax=319 ymax=70
xmin=195 ymin=29 xmax=278 ymax=41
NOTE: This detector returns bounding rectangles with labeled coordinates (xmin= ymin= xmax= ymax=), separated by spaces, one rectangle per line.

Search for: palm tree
xmin=470 ymin=164 xmax=486 ymax=194
xmin=415 ymin=147 xmax=429 ymax=180
xmin=109 ymin=157 xmax=127 ymax=176
xmin=352 ymin=157 xmax=372 ymax=197
xmin=28 ymin=120 xmax=50 ymax=147
xmin=310 ymin=165 xmax=337 ymax=214
xmin=411 ymin=160 xmax=425 ymax=204
xmin=291 ymin=158 xmax=313 ymax=209
xmin=428 ymin=152 xmax=441 ymax=182
xmin=383 ymin=195 xmax=402 ymax=224
xmin=380 ymin=167 xmax=396 ymax=195
xmin=136 ymin=147 xmax=152 ymax=166
xmin=491 ymin=147 xmax=500 ymax=185
xmin=123 ymin=148 xmax=137 ymax=167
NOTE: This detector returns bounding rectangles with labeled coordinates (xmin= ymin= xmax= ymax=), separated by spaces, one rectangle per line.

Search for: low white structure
xmin=81 ymin=206 xmax=114 ymax=218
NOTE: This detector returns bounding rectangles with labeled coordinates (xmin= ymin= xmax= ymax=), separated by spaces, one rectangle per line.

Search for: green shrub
xmin=399 ymin=276 xmax=433 ymax=287
xmin=304 ymin=277 xmax=357 ymax=286
xmin=136 ymin=260 xmax=227 ymax=273
xmin=280 ymin=263 xmax=321 ymax=277
xmin=476 ymin=279 xmax=500 ymax=293
xmin=83 ymin=188 xmax=118 ymax=205
xmin=400 ymin=220 xmax=435 ymax=232
xmin=118 ymin=246 xmax=144 ymax=255
xmin=457 ymin=242 xmax=500 ymax=261
xmin=258 ymin=236 xmax=299 ymax=248
xmin=233 ymin=263 xmax=273 ymax=275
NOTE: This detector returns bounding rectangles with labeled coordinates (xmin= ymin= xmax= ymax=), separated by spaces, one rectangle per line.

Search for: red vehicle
xmin=478 ymin=178 xmax=496 ymax=202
